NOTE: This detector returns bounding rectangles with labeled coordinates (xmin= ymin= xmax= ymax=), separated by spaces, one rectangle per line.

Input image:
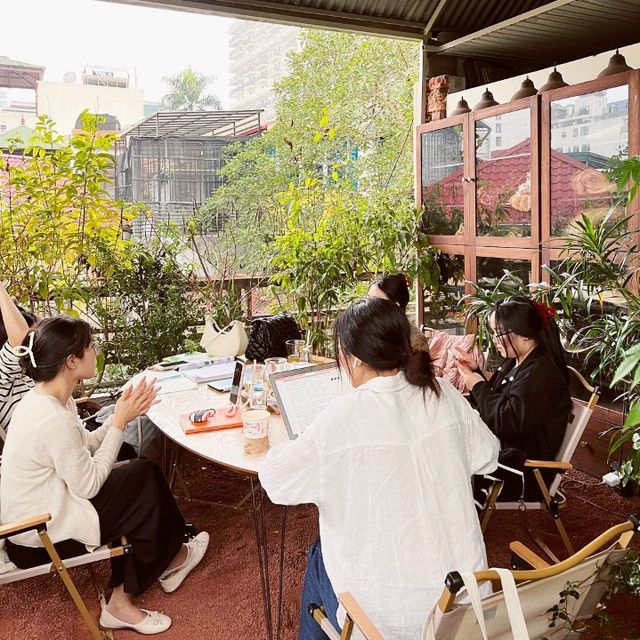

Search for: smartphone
xmin=207 ymin=378 xmax=233 ymax=393
xmin=150 ymin=361 xmax=181 ymax=372
xmin=229 ymin=361 xmax=244 ymax=405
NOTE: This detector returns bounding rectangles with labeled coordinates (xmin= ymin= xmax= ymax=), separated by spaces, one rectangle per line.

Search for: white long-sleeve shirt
xmin=0 ymin=387 xmax=123 ymax=549
xmin=260 ymin=373 xmax=499 ymax=639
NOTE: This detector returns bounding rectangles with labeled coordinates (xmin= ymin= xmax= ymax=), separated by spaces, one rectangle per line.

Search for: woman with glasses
xmin=454 ymin=296 xmax=571 ymax=501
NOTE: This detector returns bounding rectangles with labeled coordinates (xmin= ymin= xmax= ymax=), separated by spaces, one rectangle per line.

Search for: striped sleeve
xmin=0 ymin=341 xmax=21 ymax=384
xmin=0 ymin=341 xmax=34 ymax=435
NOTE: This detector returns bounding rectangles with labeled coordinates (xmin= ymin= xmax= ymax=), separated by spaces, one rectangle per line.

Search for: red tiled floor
xmin=1 ymin=460 xmax=639 ymax=639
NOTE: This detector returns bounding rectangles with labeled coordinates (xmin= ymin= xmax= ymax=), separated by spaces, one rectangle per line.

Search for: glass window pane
xmin=421 ymin=127 xmax=464 ymax=235
xmin=476 ymin=257 xmax=532 ymax=286
xmin=475 ymin=110 xmax=532 ymax=237
xmin=550 ymin=85 xmax=628 ymax=236
xmin=423 ymin=253 xmax=466 ymax=333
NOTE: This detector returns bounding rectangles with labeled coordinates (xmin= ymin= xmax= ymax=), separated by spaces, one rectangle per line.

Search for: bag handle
xmin=460 ymin=568 xmax=529 ymax=640
xmin=493 ymin=568 xmax=528 ymax=639
xmin=460 ymin=572 xmax=489 ymax=640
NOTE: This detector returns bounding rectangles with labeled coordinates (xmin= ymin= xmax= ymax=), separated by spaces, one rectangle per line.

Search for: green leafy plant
xmin=0 ymin=112 xmax=140 ymax=314
xmin=270 ymin=173 xmax=439 ymax=352
xmin=196 ymin=29 xmax=430 ymax=335
xmin=91 ymin=237 xmax=203 ymax=376
xmin=541 ymin=549 xmax=640 ymax=639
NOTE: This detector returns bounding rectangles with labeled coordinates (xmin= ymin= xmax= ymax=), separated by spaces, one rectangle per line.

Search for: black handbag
xmin=245 ymin=313 xmax=302 ymax=362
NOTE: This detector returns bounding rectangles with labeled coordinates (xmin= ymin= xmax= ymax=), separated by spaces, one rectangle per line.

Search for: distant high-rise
xmin=229 ymin=20 xmax=301 ymax=124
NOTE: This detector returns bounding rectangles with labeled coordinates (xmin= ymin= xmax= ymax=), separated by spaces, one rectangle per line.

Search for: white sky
xmin=4 ymin=0 xmax=234 ymax=106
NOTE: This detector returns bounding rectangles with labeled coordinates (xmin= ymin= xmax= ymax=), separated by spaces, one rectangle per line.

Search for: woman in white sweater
xmin=259 ymin=298 xmax=499 ymax=640
xmin=1 ymin=316 xmax=209 ymax=635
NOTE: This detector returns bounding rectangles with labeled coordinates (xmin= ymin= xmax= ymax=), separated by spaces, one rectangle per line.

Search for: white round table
xmin=147 ymin=381 xmax=289 ymax=640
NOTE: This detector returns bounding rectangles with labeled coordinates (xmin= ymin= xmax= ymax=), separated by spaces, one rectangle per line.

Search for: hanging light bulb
xmin=450 ymin=97 xmax=471 ymax=116
xmin=473 ymin=88 xmax=499 ymax=110
xmin=511 ymin=77 xmax=538 ymax=100
xmin=538 ymin=67 xmax=569 ymax=93
xmin=597 ymin=50 xmax=632 ymax=78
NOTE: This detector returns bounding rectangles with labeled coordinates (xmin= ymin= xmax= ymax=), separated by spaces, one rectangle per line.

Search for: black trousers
xmin=7 ymin=460 xmax=185 ymax=595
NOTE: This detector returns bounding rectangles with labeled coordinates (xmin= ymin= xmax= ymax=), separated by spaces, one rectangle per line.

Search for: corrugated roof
xmin=101 ymin=0 xmax=640 ymax=87
xmin=434 ymin=0 xmax=640 ymax=68
xmin=119 ymin=110 xmax=264 ymax=138
xmin=0 ymin=125 xmax=35 ymax=149
xmin=0 ymin=56 xmax=44 ymax=90
xmin=101 ymin=0 xmax=557 ymax=39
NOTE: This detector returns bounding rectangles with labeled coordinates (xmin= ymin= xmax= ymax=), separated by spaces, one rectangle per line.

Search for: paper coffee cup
xmin=242 ymin=409 xmax=270 ymax=440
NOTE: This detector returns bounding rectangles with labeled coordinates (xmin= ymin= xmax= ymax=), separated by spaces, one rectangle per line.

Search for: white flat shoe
xmin=159 ymin=531 xmax=209 ymax=593
xmin=100 ymin=606 xmax=172 ymax=635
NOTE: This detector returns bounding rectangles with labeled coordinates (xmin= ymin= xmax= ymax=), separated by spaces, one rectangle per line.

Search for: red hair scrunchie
xmin=532 ymin=300 xmax=555 ymax=328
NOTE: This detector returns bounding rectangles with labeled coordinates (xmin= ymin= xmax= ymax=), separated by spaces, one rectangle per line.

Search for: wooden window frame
xmin=416 ymin=71 xmax=640 ymax=322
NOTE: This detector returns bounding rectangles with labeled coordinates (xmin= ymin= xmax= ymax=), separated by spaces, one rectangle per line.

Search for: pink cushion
xmin=427 ymin=330 xmax=485 ymax=394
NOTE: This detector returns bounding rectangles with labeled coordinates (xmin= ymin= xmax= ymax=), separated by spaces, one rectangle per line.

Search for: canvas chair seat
xmin=479 ymin=366 xmax=600 ymax=560
xmin=310 ymin=516 xmax=639 ymax=640
xmin=0 ymin=513 xmax=130 ymax=640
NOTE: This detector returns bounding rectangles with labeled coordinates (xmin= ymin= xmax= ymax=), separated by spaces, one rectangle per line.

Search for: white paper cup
xmin=242 ymin=409 xmax=271 ymax=454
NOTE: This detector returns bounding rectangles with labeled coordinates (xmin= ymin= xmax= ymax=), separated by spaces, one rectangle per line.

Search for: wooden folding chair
xmin=479 ymin=366 xmax=600 ymax=560
xmin=0 ymin=513 xmax=131 ymax=640
xmin=310 ymin=516 xmax=639 ymax=640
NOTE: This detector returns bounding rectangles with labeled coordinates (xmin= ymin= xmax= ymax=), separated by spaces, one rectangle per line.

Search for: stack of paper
xmin=182 ymin=361 xmax=236 ymax=383
xmin=178 ymin=355 xmax=234 ymax=372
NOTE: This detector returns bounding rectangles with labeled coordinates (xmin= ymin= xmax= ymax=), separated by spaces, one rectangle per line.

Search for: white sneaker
xmin=159 ymin=531 xmax=209 ymax=593
xmin=100 ymin=606 xmax=172 ymax=635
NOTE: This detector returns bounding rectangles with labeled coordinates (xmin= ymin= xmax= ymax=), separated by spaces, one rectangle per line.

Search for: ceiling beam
xmin=423 ymin=0 xmax=448 ymax=36
xmin=101 ymin=0 xmax=426 ymax=39
xmin=427 ymin=0 xmax=577 ymax=53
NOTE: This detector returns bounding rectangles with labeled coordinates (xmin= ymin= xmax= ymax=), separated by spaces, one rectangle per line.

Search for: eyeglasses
xmin=489 ymin=329 xmax=511 ymax=340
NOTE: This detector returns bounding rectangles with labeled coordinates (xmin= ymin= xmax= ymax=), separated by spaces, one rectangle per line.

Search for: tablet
xmin=270 ymin=362 xmax=350 ymax=439
xmin=207 ymin=378 xmax=233 ymax=392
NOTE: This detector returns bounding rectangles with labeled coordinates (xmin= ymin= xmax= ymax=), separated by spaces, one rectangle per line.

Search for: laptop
xmin=270 ymin=362 xmax=351 ymax=439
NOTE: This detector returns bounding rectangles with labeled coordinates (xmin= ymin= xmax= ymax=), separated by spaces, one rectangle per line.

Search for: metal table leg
xmin=249 ymin=477 xmax=287 ymax=640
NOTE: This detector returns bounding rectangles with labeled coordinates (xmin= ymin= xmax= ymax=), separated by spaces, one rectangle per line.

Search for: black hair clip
xmin=189 ymin=408 xmax=217 ymax=424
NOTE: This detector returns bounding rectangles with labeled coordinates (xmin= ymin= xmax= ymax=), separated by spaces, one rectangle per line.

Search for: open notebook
xmin=125 ymin=370 xmax=197 ymax=395
xmin=270 ymin=363 xmax=351 ymax=439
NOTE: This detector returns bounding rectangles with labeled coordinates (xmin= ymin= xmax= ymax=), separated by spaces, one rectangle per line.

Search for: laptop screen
xmin=270 ymin=363 xmax=351 ymax=439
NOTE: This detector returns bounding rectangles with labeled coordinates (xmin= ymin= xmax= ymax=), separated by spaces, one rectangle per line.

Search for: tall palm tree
xmin=161 ymin=67 xmax=222 ymax=111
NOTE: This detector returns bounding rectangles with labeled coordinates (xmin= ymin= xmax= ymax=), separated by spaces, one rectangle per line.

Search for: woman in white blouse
xmin=259 ymin=298 xmax=499 ymax=639
xmin=1 ymin=316 xmax=209 ymax=635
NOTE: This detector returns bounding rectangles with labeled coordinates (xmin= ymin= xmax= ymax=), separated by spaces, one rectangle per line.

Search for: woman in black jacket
xmin=455 ymin=296 xmax=572 ymax=500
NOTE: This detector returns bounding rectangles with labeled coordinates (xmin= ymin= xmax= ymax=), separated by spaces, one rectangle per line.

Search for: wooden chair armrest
xmin=524 ymin=460 xmax=572 ymax=470
xmin=509 ymin=540 xmax=551 ymax=569
xmin=338 ymin=592 xmax=384 ymax=640
xmin=0 ymin=513 xmax=51 ymax=540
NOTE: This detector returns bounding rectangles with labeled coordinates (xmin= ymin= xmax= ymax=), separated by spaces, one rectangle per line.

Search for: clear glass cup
xmin=250 ymin=386 xmax=266 ymax=408
xmin=264 ymin=357 xmax=287 ymax=398
xmin=286 ymin=339 xmax=305 ymax=363
xmin=248 ymin=363 xmax=265 ymax=384
xmin=264 ymin=356 xmax=287 ymax=376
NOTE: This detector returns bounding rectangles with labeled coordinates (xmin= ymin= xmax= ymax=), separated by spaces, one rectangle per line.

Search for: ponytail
xmin=401 ymin=349 xmax=440 ymax=397
xmin=334 ymin=298 xmax=440 ymax=397
xmin=538 ymin=315 xmax=569 ymax=383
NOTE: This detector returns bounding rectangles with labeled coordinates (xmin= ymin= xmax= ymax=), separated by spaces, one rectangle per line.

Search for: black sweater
xmin=470 ymin=347 xmax=571 ymax=468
